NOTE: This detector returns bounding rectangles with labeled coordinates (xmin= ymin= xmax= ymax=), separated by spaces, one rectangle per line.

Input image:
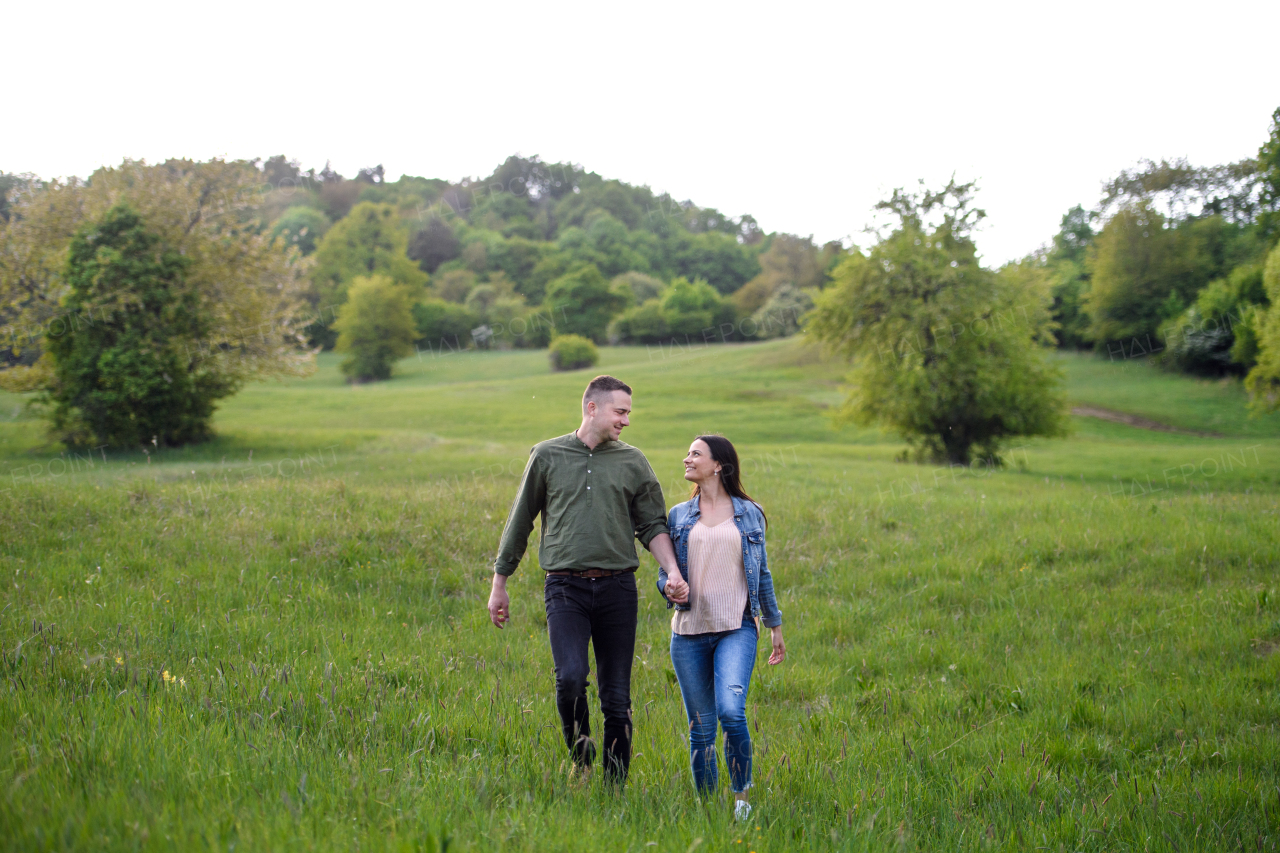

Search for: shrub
xmin=334 ymin=275 xmax=418 ymax=382
xmin=750 ymin=284 xmax=814 ymax=338
xmin=549 ymin=334 xmax=599 ymax=371
xmin=1159 ymin=263 xmax=1266 ymax=375
xmin=608 ymin=299 xmax=669 ymax=344
xmin=610 ymin=277 xmax=738 ymax=344
xmin=413 ymin=298 xmax=478 ymax=354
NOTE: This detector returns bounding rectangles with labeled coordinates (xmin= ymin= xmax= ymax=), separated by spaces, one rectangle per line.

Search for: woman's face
xmin=683 ymin=439 xmax=718 ymax=484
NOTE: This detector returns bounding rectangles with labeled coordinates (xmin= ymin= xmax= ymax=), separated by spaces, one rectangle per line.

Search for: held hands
xmin=768 ymin=626 xmax=786 ymax=665
xmin=487 ymin=575 xmax=510 ymax=629
xmin=664 ymin=570 xmax=689 ymax=604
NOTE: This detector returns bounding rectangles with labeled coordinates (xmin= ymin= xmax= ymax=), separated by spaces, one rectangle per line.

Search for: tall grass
xmin=1 ymin=341 xmax=1278 ymax=851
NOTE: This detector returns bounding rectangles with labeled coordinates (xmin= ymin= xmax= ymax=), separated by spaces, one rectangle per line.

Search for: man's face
xmin=588 ymin=391 xmax=632 ymax=441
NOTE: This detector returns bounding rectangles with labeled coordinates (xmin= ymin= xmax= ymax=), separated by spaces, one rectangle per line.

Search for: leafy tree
xmin=611 ymin=271 xmax=665 ymax=305
xmin=543 ymin=264 xmax=626 ymax=343
xmin=413 ymin=298 xmax=477 ymax=352
xmin=1245 ymin=242 xmax=1280 ymax=411
xmin=549 ymin=334 xmax=598 ymax=371
xmin=1084 ymin=206 xmax=1233 ymax=346
xmin=310 ymin=202 xmax=426 ymax=343
xmin=1160 ymin=263 xmax=1267 ymax=374
xmin=733 ymin=234 xmax=826 ymax=315
xmin=271 ymin=206 xmax=331 ymax=256
xmin=808 ymin=181 xmax=1067 ymax=465
xmin=660 ymin=277 xmax=736 ymax=338
xmin=669 ymin=230 xmax=760 ymax=295
xmin=1259 ymin=107 xmax=1280 ymax=240
xmin=333 ymin=275 xmax=417 ymax=381
xmin=608 ymin=299 xmax=669 ymax=344
xmin=260 ymin=155 xmax=303 ymax=188
xmin=610 ymin=277 xmax=737 ymax=344
xmin=1099 ymin=157 xmax=1263 ymax=226
xmin=0 ymin=171 xmax=29 ymax=223
xmin=1045 ymin=205 xmax=1094 ymax=349
xmin=750 ymin=284 xmax=814 ymax=339
xmin=431 ymin=269 xmax=476 ymax=303
xmin=0 ymin=158 xmax=312 ymax=398
xmin=45 ymin=205 xmax=229 ymax=446
xmin=407 ymin=217 xmax=462 ymax=273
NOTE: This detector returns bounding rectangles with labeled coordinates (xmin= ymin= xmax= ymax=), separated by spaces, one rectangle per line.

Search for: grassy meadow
xmin=1 ymin=339 xmax=1279 ymax=851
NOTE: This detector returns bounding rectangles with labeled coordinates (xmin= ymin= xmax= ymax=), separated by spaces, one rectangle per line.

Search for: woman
xmin=658 ymin=435 xmax=785 ymax=821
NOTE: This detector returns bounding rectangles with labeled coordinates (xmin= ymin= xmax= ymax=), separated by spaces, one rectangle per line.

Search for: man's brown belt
xmin=546 ymin=568 xmax=634 ymax=578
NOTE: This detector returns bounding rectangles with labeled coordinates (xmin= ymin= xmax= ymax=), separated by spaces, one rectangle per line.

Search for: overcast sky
xmin=7 ymin=1 xmax=1278 ymax=263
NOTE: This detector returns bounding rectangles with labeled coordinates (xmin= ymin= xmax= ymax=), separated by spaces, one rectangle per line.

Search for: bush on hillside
xmin=413 ymin=298 xmax=478 ymax=354
xmin=549 ymin=334 xmax=599 ymax=371
xmin=334 ymin=275 xmax=418 ymax=381
xmin=750 ymin=284 xmax=814 ymax=338
xmin=609 ymin=276 xmax=737 ymax=344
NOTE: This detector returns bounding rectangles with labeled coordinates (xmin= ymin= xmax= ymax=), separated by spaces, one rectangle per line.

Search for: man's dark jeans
xmin=543 ymin=572 xmax=638 ymax=784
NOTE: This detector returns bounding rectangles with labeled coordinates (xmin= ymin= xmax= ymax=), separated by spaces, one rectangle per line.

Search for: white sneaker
xmin=734 ymin=800 xmax=752 ymax=822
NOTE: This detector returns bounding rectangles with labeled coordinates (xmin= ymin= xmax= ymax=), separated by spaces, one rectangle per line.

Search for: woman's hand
xmin=665 ymin=570 xmax=689 ymax=604
xmin=767 ymin=626 xmax=786 ymax=665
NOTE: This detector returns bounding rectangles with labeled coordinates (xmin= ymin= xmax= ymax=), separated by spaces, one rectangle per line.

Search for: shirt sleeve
xmin=493 ymin=449 xmax=546 ymax=576
xmin=630 ymin=454 xmax=668 ymax=549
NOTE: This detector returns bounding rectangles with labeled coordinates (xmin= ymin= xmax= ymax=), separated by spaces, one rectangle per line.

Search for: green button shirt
xmin=493 ymin=432 xmax=669 ymax=576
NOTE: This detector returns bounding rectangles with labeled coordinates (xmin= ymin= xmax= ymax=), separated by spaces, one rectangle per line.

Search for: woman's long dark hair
xmin=690 ymin=434 xmax=767 ymax=528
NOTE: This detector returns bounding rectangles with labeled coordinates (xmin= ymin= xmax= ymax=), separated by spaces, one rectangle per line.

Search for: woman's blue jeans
xmin=669 ymin=612 xmax=757 ymax=794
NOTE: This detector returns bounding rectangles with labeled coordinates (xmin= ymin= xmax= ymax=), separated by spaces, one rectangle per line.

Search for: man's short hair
xmin=583 ymin=375 xmax=632 ymax=412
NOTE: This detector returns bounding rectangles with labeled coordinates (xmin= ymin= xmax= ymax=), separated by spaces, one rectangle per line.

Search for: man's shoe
xmin=734 ymin=800 xmax=752 ymax=822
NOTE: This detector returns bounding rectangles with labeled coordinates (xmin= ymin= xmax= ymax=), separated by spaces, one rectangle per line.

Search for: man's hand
xmin=665 ymin=570 xmax=689 ymax=604
xmin=488 ymin=574 xmax=510 ymax=628
xmin=648 ymin=533 xmax=688 ymax=604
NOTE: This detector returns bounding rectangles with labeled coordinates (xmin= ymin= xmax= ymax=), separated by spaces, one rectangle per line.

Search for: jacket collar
xmin=690 ymin=494 xmax=745 ymax=519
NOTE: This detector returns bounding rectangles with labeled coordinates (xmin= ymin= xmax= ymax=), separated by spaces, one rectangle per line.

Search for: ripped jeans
xmin=669 ymin=611 xmax=757 ymax=794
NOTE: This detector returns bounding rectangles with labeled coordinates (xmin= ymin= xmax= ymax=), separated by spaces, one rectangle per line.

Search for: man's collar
xmin=570 ymin=429 xmax=614 ymax=451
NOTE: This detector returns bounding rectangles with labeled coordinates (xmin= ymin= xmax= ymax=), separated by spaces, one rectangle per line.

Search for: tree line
xmin=1 ymin=107 xmax=1277 ymax=456
xmin=0 ymin=155 xmax=845 ymax=447
xmin=1033 ymin=108 xmax=1280 ymax=405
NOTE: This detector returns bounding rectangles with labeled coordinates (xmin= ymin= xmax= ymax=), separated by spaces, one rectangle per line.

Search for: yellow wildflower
xmin=115 ymin=656 xmax=124 ymax=665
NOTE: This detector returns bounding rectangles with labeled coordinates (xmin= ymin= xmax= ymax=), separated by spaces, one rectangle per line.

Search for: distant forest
xmin=244 ymin=155 xmax=843 ymax=353
xmin=2 ymin=104 xmax=1278 ymax=382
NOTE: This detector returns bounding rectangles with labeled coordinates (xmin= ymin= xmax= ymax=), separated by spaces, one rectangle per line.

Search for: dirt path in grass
xmin=1071 ymin=406 xmax=1224 ymax=438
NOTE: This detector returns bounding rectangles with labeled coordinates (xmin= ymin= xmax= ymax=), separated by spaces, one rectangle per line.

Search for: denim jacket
xmin=656 ymin=495 xmax=783 ymax=629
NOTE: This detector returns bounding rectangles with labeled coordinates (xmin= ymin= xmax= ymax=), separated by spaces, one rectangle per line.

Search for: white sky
xmin=6 ymin=1 xmax=1279 ymax=264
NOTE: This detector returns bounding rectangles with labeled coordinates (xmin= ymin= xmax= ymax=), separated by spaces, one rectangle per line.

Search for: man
xmin=487 ymin=375 xmax=688 ymax=786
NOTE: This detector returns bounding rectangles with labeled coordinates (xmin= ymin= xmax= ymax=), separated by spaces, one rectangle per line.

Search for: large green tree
xmin=45 ymin=205 xmax=230 ymax=446
xmin=310 ymin=201 xmax=426 ymax=342
xmin=808 ymin=181 xmax=1067 ymax=465
xmin=0 ymin=158 xmax=313 ymax=399
xmin=1084 ymin=206 xmax=1234 ymax=347
xmin=543 ymin=264 xmax=626 ymax=343
xmin=1045 ymin=205 xmax=1094 ymax=349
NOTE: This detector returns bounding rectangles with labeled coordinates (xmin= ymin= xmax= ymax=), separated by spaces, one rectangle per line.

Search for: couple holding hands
xmin=487 ymin=375 xmax=785 ymax=821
